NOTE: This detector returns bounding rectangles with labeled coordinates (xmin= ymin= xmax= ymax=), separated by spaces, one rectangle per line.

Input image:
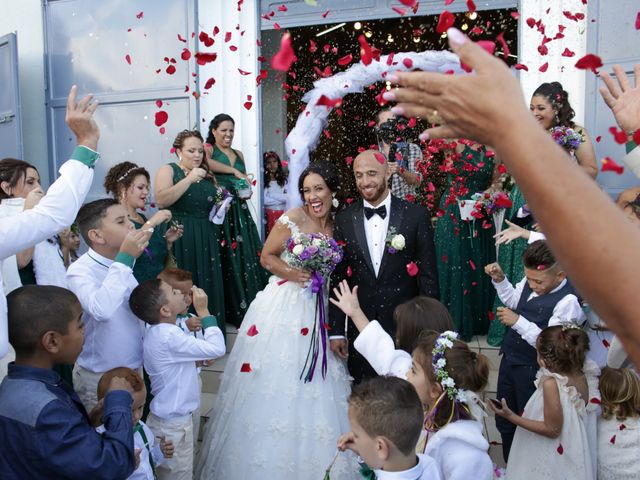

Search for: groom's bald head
xmin=353 ymin=150 xmax=391 ymax=206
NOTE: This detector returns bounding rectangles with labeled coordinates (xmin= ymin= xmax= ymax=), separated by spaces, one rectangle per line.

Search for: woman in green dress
xmin=204 ymin=114 xmax=269 ymax=327
xmin=434 ymin=142 xmax=497 ymax=341
xmin=487 ymin=81 xmax=597 ymax=346
xmin=104 ymin=161 xmax=183 ymax=283
xmin=155 ymin=130 xmax=227 ymax=330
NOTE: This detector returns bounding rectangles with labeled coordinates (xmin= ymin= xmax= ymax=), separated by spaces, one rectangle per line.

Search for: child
xmin=410 ymin=331 xmax=493 ymax=479
xmin=597 ymin=367 xmax=640 ymax=479
xmin=157 ymin=267 xmax=210 ymax=445
xmin=130 ymin=278 xmax=225 ymax=480
xmin=330 ymin=280 xmax=453 ymax=378
xmin=490 ymin=325 xmax=599 ymax=480
xmin=97 ymin=367 xmax=175 ymax=480
xmin=337 ymin=376 xmax=442 ymax=480
xmin=67 ymin=198 xmax=152 ymax=412
xmin=0 ymin=285 xmax=136 ymax=479
xmin=484 ymin=240 xmax=584 ymax=461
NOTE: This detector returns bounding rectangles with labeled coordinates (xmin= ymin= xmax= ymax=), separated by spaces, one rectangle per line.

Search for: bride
xmin=196 ymin=162 xmax=358 ymax=479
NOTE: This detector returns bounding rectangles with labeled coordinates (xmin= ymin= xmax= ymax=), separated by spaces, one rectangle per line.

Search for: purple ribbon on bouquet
xmin=300 ymin=271 xmax=328 ymax=383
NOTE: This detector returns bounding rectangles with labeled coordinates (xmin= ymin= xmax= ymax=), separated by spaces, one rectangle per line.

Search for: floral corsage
xmin=385 ymin=227 xmax=405 ymax=254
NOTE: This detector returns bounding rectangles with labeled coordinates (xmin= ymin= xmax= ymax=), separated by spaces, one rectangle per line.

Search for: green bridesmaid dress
xmin=131 ymin=213 xmax=169 ymax=283
xmin=434 ymin=145 xmax=496 ymax=341
xmin=167 ymin=163 xmax=226 ymax=330
xmin=486 ymin=184 xmax=528 ymax=346
xmin=211 ymin=146 xmax=269 ymax=327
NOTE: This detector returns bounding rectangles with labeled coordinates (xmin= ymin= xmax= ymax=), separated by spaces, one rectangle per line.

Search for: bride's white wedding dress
xmin=195 ymin=215 xmax=358 ymax=480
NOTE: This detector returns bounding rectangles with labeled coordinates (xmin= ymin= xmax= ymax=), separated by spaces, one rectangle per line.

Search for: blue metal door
xmin=0 ymin=33 xmax=23 ymax=160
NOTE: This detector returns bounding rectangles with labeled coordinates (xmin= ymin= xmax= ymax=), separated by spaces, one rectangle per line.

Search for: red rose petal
xmin=243 ymin=101 xmax=253 ymax=110
xmin=437 ymin=11 xmax=455 ymax=34
xmin=406 ymin=262 xmax=419 ymax=277
xmin=392 ymin=6 xmax=406 ymax=16
xmin=338 ymin=54 xmax=353 ymax=66
xmin=557 ymin=444 xmax=563 ymax=455
xmin=225 ymin=31 xmax=232 ymax=43
xmin=136 ymin=11 xmax=144 ymax=19
xmin=514 ymin=63 xmax=529 ymax=71
xmin=620 ymin=423 xmax=627 ymax=430
xmin=358 ymin=35 xmax=373 ymax=66
xmin=610 ymin=126 xmax=629 ymax=144
xmin=561 ymin=48 xmax=575 ymax=58
xmin=374 ymin=152 xmax=386 ymax=164
xmin=231 ymin=241 xmax=238 ymax=250
xmin=195 ymin=52 xmax=217 ymax=65
xmin=247 ymin=324 xmax=259 ymax=337
xmin=488 ymin=311 xmax=495 ymax=321
xmin=602 ymin=338 xmax=610 ymax=348
xmin=155 ymin=100 xmax=163 ymax=108
xmin=177 ymin=33 xmax=187 ymax=43
xmin=610 ymin=434 xmax=616 ymax=444
xmin=496 ymin=32 xmax=509 ymax=58
xmin=636 ymin=12 xmax=640 ymax=30
xmin=159 ymin=127 xmax=165 ymax=135
xmin=461 ymin=41 xmax=495 ymax=72
xmin=181 ymin=48 xmax=191 ymax=61
xmin=125 ymin=54 xmax=132 ymax=65
xmin=467 ymin=0 xmax=476 ymax=13
xmin=469 ymin=260 xmax=476 ymax=270
xmin=402 ymin=58 xmax=414 ymax=69
xmin=575 ymin=54 xmax=603 ymax=73
xmin=238 ymin=69 xmax=251 ymax=75
xmin=322 ymin=10 xmax=330 ymax=18
xmin=590 ymin=397 xmax=601 ymax=404
xmin=271 ymin=32 xmax=296 ymax=72
xmin=316 ymin=95 xmax=343 ymax=108
xmin=278 ymin=4 xmax=288 ymax=12
xmin=154 ymin=111 xmax=168 ymax=127
xmin=539 ymin=62 xmax=549 ymax=72
xmin=301 ymin=328 xmax=309 ymax=336
xmin=398 ymin=0 xmax=417 ymax=6
xmin=601 ymin=157 xmax=624 ymax=174
xmin=633 ymin=129 xmax=640 ymax=145
xmin=204 ymin=77 xmax=216 ymax=90
xmin=240 ymin=362 xmax=252 ymax=372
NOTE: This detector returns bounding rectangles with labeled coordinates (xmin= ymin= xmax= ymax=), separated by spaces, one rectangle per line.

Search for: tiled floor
xmin=199 ymin=329 xmax=505 ymax=468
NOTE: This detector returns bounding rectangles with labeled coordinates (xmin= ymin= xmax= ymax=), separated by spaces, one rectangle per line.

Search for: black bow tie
xmin=364 ymin=205 xmax=387 ymax=220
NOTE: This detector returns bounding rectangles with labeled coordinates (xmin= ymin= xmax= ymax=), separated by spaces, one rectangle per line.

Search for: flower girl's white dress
xmin=195 ymin=215 xmax=358 ymax=479
xmin=506 ymin=360 xmax=600 ymax=480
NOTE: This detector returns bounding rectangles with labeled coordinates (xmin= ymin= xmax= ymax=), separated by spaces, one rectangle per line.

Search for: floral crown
xmin=432 ymin=331 xmax=462 ymax=401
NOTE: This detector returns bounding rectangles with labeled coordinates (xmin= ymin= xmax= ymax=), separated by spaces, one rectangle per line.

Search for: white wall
xmin=0 ymin=0 xmax=49 ymax=179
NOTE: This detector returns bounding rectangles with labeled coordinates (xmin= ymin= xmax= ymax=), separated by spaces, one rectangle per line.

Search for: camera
xmin=375 ymin=116 xmax=412 ymax=144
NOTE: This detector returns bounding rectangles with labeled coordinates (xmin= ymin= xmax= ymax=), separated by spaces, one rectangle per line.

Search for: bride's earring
xmin=332 ymin=194 xmax=339 ymax=208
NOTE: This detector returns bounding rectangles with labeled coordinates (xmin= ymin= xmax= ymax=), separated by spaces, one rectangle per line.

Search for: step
xmin=225 ymin=324 xmax=238 ymax=353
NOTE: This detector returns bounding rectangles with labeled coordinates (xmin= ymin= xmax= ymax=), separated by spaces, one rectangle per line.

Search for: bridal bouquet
xmin=550 ymin=126 xmax=584 ymax=152
xmin=284 ymin=233 xmax=343 ymax=383
xmin=472 ymin=190 xmax=513 ymax=217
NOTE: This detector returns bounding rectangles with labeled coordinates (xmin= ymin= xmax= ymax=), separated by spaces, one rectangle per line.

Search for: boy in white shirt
xmin=337 ymin=376 xmax=441 ymax=480
xmin=96 ymin=367 xmax=175 ymax=480
xmin=130 ymin=278 xmax=225 ymax=480
xmin=67 ymin=198 xmax=153 ymax=411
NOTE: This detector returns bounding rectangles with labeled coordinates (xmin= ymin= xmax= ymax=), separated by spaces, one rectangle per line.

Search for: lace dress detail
xmin=195 ymin=213 xmax=359 ymax=480
xmin=506 ymin=360 xmax=600 ymax=480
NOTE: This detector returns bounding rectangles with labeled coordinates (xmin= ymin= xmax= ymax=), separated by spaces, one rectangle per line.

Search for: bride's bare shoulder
xmin=283 ymin=207 xmax=306 ymax=223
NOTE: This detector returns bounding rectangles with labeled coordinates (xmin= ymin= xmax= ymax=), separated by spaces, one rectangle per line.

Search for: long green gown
xmin=131 ymin=213 xmax=169 ymax=283
xmin=486 ymin=184 xmax=528 ymax=346
xmin=167 ymin=163 xmax=226 ymax=330
xmin=212 ymin=146 xmax=269 ymax=327
xmin=435 ymin=145 xmax=496 ymax=341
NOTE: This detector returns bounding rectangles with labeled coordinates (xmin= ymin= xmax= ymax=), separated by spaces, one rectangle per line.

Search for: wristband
xmin=70 ymin=145 xmax=100 ymax=168
xmin=201 ymin=315 xmax=219 ymax=329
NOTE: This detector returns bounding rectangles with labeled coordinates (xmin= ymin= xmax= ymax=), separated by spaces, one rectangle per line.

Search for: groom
xmin=329 ymin=150 xmax=439 ymax=383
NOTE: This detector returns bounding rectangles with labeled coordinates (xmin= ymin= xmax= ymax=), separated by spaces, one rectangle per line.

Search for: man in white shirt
xmin=67 ymin=198 xmax=152 ymax=411
xmin=131 ymin=279 xmax=225 ymax=480
xmin=329 ymin=150 xmax=439 ymax=383
xmin=0 ymin=86 xmax=100 ymax=378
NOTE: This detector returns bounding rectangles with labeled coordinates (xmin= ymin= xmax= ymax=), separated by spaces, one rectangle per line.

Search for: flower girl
xmin=490 ymin=325 xmax=599 ymax=480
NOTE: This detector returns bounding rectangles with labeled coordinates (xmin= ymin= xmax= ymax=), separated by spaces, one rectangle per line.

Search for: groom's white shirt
xmin=363 ymin=191 xmax=391 ymax=277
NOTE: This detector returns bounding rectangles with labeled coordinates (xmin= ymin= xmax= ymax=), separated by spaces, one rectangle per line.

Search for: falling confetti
xmin=155 ymin=111 xmax=168 ymax=127
xmin=247 ymin=325 xmax=259 ymax=336
xmin=271 ymin=32 xmax=296 ymax=71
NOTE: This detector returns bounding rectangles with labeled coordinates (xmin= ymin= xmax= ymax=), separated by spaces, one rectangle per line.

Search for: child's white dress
xmin=506 ymin=360 xmax=600 ymax=480
xmin=597 ymin=415 xmax=640 ymax=480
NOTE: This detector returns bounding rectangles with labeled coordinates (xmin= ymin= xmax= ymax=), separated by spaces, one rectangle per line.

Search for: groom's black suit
xmin=328 ymin=195 xmax=439 ymax=383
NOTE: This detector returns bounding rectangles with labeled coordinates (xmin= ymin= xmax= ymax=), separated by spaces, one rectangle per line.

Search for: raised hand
xmin=484 ymin=263 xmax=505 ymax=282
xmin=330 ymin=281 xmax=361 ymax=318
xmin=65 ymin=85 xmax=100 ymax=151
xmin=186 ymin=167 xmax=207 ymax=184
xmin=148 ymin=209 xmax=172 ymax=227
xmin=192 ymin=286 xmax=210 ymax=317
xmin=336 ymin=432 xmax=356 ymax=452
xmin=599 ymin=64 xmax=640 ymax=134
xmin=494 ymin=220 xmax=531 ymax=245
xmin=119 ymin=228 xmax=153 ymax=259
xmin=23 ymin=187 xmax=45 ymax=210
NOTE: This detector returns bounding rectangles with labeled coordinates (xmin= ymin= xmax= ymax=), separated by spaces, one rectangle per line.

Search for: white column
xmin=519 ymin=0 xmax=588 ymax=124
xmin=197 ymin=0 xmax=262 ymax=225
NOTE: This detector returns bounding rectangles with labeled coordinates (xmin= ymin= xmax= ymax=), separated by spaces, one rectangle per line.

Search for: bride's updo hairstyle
xmin=297 ymin=162 xmax=341 ymax=210
xmin=533 ymin=82 xmax=576 ymax=128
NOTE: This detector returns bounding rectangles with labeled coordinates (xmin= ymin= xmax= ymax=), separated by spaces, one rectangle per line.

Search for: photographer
xmin=375 ymin=108 xmax=423 ymax=201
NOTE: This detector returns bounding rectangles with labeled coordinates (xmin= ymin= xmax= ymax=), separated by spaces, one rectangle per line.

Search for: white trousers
xmin=146 ymin=412 xmax=194 ymax=480
xmin=72 ymin=364 xmax=104 ymax=412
